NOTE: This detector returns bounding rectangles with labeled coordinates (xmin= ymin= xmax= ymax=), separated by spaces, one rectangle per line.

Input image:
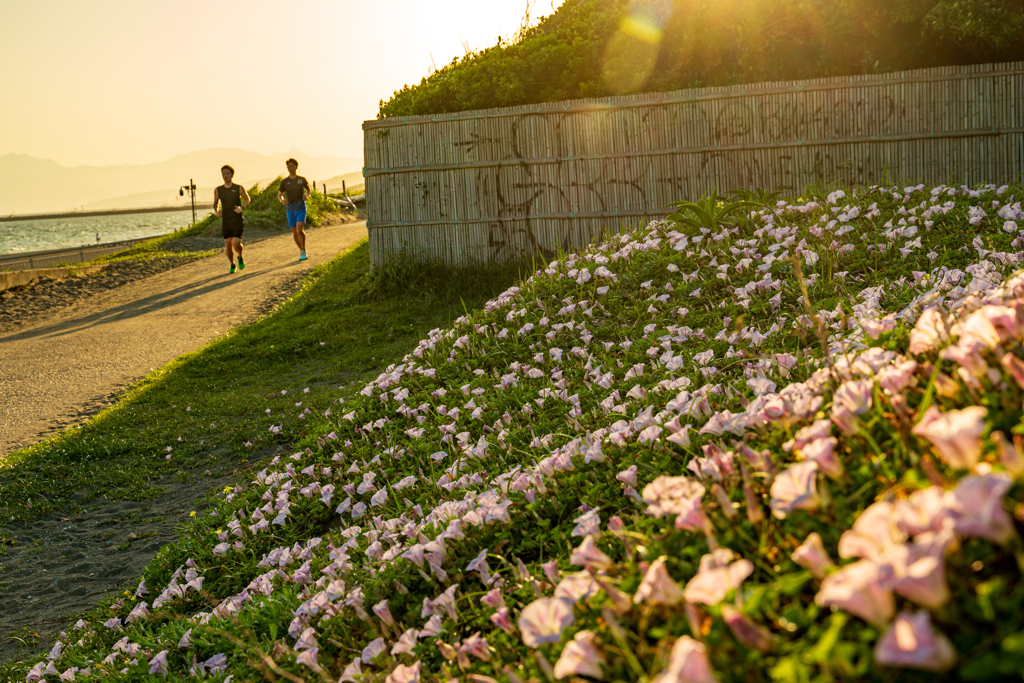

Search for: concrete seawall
xmin=0 ymin=265 xmax=106 ymax=293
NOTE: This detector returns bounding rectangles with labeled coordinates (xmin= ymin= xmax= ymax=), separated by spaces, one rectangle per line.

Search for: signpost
xmin=179 ymin=179 xmax=197 ymax=226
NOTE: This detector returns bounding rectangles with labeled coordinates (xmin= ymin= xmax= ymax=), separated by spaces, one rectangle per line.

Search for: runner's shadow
xmin=0 ymin=262 xmax=301 ymax=343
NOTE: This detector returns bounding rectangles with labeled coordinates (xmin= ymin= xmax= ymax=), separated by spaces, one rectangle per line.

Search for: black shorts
xmin=222 ymin=214 xmax=244 ymax=239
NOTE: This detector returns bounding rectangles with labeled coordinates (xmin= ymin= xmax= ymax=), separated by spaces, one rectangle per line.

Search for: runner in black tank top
xmin=214 ymin=165 xmax=251 ymax=273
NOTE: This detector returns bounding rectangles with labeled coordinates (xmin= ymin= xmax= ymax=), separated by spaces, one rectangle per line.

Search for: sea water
xmin=0 ymin=209 xmax=204 ymax=255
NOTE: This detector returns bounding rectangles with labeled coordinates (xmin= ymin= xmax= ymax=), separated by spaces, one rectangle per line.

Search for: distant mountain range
xmin=0 ymin=149 xmax=363 ymax=215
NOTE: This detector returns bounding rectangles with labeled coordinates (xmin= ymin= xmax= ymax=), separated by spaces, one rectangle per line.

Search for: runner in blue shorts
xmin=278 ymin=158 xmax=310 ymax=261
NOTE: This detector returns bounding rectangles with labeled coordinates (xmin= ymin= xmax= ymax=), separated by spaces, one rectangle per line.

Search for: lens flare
xmin=602 ymin=0 xmax=673 ymax=94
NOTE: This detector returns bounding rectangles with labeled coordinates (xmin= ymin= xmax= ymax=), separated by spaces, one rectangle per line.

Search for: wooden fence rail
xmin=363 ymin=61 xmax=1024 ymax=266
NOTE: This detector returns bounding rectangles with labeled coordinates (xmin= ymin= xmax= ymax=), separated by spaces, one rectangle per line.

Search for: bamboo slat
xmin=363 ymin=60 xmax=1024 ymax=267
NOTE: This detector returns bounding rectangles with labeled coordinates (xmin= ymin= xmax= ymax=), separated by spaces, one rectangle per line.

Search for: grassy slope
xmin=0 ymin=241 xmax=527 ymax=523
xmin=0 ymin=183 xmax=375 ymax=522
xmin=5 ymin=181 xmax=1024 ymax=682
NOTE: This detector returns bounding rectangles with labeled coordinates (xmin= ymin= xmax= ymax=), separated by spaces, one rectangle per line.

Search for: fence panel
xmin=363 ymin=61 xmax=1024 ymax=266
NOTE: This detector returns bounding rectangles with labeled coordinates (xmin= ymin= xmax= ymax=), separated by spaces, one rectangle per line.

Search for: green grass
xmin=0 ymin=241 xmax=529 ymax=524
xmin=5 ymin=180 xmax=1024 ymax=683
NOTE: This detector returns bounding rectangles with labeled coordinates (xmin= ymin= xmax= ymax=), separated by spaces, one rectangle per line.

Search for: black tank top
xmin=217 ymin=184 xmax=242 ymax=215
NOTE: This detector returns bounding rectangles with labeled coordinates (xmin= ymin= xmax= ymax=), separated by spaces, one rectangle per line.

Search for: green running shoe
xmin=238 ymin=256 xmax=245 ymax=270
xmin=229 ymin=263 xmax=236 ymax=274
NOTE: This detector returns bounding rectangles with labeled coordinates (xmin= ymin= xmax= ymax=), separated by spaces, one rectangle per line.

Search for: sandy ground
xmin=0 ymin=220 xmax=367 ymax=662
xmin=0 ymin=220 xmax=367 ymax=457
xmin=0 ymin=444 xmax=285 ymax=663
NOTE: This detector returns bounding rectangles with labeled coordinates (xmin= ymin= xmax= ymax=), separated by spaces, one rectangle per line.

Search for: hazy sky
xmin=0 ymin=0 xmax=564 ymax=167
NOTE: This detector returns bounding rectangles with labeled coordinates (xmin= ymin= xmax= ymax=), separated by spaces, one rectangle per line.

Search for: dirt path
xmin=0 ymin=221 xmax=367 ymax=458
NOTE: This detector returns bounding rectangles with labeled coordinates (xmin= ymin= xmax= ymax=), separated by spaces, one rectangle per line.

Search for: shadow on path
xmin=0 ymin=262 xmax=300 ymax=344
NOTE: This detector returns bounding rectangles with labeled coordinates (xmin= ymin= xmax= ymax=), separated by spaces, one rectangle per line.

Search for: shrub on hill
xmin=379 ymin=0 xmax=1024 ymax=118
xmin=16 ymin=180 xmax=1024 ymax=681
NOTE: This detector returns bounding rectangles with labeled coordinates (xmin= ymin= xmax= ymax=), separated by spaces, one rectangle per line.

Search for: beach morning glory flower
xmin=518 ymin=597 xmax=575 ymax=647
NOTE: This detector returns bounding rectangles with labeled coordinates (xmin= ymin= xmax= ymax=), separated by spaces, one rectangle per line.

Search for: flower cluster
xmin=21 ymin=183 xmax=1024 ymax=682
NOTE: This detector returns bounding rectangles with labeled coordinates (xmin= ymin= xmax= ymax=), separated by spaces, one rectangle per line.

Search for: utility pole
xmin=179 ymin=179 xmax=197 ymax=226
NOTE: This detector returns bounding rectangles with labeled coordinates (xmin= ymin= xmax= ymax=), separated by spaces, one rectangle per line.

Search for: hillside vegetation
xmin=379 ymin=0 xmax=1024 ymax=118
xmin=10 ymin=180 xmax=1024 ymax=682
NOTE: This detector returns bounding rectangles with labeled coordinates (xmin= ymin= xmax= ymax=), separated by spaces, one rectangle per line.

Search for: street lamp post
xmin=179 ymin=179 xmax=197 ymax=226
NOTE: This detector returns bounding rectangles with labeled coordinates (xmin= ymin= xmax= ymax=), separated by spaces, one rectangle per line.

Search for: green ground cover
xmin=6 ymin=180 xmax=1024 ymax=682
xmin=379 ymin=0 xmax=1024 ymax=118
xmin=0 ymin=241 xmax=526 ymax=525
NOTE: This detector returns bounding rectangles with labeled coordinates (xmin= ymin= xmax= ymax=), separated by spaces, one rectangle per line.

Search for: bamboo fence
xmin=363 ymin=60 xmax=1024 ymax=266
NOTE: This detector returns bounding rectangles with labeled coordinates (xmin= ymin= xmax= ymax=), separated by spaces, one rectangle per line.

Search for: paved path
xmin=0 ymin=221 xmax=367 ymax=457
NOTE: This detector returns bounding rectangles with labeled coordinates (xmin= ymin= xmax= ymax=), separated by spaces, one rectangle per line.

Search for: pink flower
xmin=889 ymin=530 xmax=954 ymax=609
xmin=641 ymin=475 xmax=706 ymax=531
xmin=296 ymin=648 xmax=324 ymax=674
xmin=838 ymin=501 xmax=904 ymax=562
xmin=652 ymin=636 xmax=720 ymax=683
xmin=721 ymin=604 xmax=772 ymax=653
xmin=959 ymin=305 xmax=1015 ymax=348
xmin=876 ymin=359 xmax=917 ymax=395
xmin=457 ymin=632 xmax=492 ymax=666
xmin=419 ymin=615 xmax=443 ymax=637
xmin=683 ymin=550 xmax=754 ymax=605
xmin=769 ymin=461 xmax=821 ymax=519
xmin=911 ymin=406 xmax=988 ymax=470
xmin=572 ymin=509 xmax=602 ymax=537
xmin=993 ymin=431 xmax=1024 ymax=475
xmin=518 ymin=597 xmax=575 ymax=647
xmin=541 ymin=560 xmax=561 ymax=584
xmin=553 ymin=630 xmax=604 ymax=680
xmin=126 ymin=601 xmax=150 ymax=624
xmin=893 ymin=487 xmax=952 ymax=537
xmin=373 ymin=599 xmax=395 ymax=626
xmin=490 ymin=607 xmax=516 ymax=634
xmin=874 ymin=611 xmax=956 ymax=672
xmin=940 ymin=340 xmax=989 ymax=378
xmin=340 ymin=658 xmax=363 ymax=683
xmin=615 ymin=466 xmax=638 ymax=488
xmin=792 ymin=532 xmax=834 ymax=579
xmin=834 ymin=379 xmax=873 ymax=415
xmin=294 ymin=627 xmax=319 ymax=651
xmin=907 ymin=307 xmax=950 ymax=355
xmin=783 ymin=419 xmax=832 ymax=453
xmin=385 ymin=661 xmax=421 ymax=683
xmin=466 ymin=549 xmax=494 ymax=585
xmin=798 ymin=437 xmax=843 ymax=478
xmin=570 ymin=536 xmax=613 ymax=571
xmin=391 ymin=629 xmax=419 ymax=656
xmin=815 ymin=559 xmax=894 ymax=627
xmin=1000 ymin=351 xmax=1024 ymax=390
xmin=480 ymin=588 xmax=505 ymax=609
xmin=830 ymin=402 xmax=859 ymax=436
xmin=177 ymin=629 xmax=192 ymax=649
xmin=147 ymin=651 xmax=169 ymax=675
xmin=947 ymin=473 xmax=1016 ymax=544
xmin=633 ymin=556 xmax=684 ymax=606
xmin=852 ymin=348 xmax=896 ymax=375
xmin=362 ymin=637 xmax=387 ymax=663
xmin=860 ymin=315 xmax=896 ymax=340
xmin=554 ymin=571 xmax=600 ymax=602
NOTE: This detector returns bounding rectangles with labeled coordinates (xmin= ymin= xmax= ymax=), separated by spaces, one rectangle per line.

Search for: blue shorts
xmin=286 ymin=204 xmax=307 ymax=228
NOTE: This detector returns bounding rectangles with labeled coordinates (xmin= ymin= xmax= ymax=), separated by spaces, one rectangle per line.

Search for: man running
xmin=278 ymin=158 xmax=310 ymax=261
xmin=213 ymin=165 xmax=251 ymax=274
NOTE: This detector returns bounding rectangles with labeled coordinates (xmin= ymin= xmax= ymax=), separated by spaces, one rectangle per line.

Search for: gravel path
xmin=0 ymin=221 xmax=367 ymax=458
